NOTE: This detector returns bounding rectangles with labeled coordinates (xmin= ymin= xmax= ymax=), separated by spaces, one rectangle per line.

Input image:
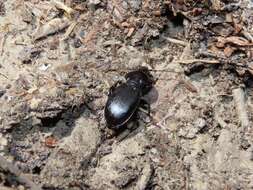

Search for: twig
xmin=232 ymin=88 xmax=249 ymax=128
xmin=0 ymin=156 xmax=42 ymax=190
xmin=0 ymin=72 xmax=8 ymax=79
xmin=161 ymin=36 xmax=188 ymax=46
xmin=174 ymin=59 xmax=220 ymax=64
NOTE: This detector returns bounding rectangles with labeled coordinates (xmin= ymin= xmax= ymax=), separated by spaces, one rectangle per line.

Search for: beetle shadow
xmin=143 ymin=87 xmax=159 ymax=105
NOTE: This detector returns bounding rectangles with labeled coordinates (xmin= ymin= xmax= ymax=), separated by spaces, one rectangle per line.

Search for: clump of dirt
xmin=0 ymin=0 xmax=253 ymax=189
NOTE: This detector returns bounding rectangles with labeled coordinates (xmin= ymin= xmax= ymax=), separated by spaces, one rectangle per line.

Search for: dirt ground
xmin=0 ymin=0 xmax=253 ymax=189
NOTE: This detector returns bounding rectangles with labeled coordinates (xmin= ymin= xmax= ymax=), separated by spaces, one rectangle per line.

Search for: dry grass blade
xmin=162 ymin=36 xmax=188 ymax=46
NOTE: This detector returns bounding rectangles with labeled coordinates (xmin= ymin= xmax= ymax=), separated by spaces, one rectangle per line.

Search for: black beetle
xmin=104 ymin=67 xmax=154 ymax=131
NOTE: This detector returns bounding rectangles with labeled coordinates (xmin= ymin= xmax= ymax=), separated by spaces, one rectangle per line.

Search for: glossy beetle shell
xmin=104 ymin=83 xmax=140 ymax=130
xmin=104 ymin=68 xmax=154 ymax=131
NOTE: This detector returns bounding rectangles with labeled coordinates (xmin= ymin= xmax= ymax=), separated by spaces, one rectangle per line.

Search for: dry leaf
xmin=33 ymin=17 xmax=70 ymax=40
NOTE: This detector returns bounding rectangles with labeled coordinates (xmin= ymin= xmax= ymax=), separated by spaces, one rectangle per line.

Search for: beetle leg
xmin=137 ymin=99 xmax=153 ymax=126
xmin=139 ymin=99 xmax=150 ymax=116
xmin=109 ymin=81 xmax=122 ymax=95
xmin=116 ymin=128 xmax=131 ymax=142
xmin=116 ymin=120 xmax=143 ymax=142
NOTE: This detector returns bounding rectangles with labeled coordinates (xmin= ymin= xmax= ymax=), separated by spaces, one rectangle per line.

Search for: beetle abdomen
xmin=104 ymin=84 xmax=140 ymax=129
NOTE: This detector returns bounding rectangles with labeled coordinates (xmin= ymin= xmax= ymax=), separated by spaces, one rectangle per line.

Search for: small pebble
xmin=194 ymin=118 xmax=206 ymax=130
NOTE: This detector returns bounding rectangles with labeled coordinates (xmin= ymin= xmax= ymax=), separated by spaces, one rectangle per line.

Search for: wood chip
xmin=126 ymin=27 xmax=135 ymax=37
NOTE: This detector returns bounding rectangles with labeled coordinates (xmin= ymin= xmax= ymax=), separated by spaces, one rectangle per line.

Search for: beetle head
xmin=125 ymin=67 xmax=154 ymax=95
